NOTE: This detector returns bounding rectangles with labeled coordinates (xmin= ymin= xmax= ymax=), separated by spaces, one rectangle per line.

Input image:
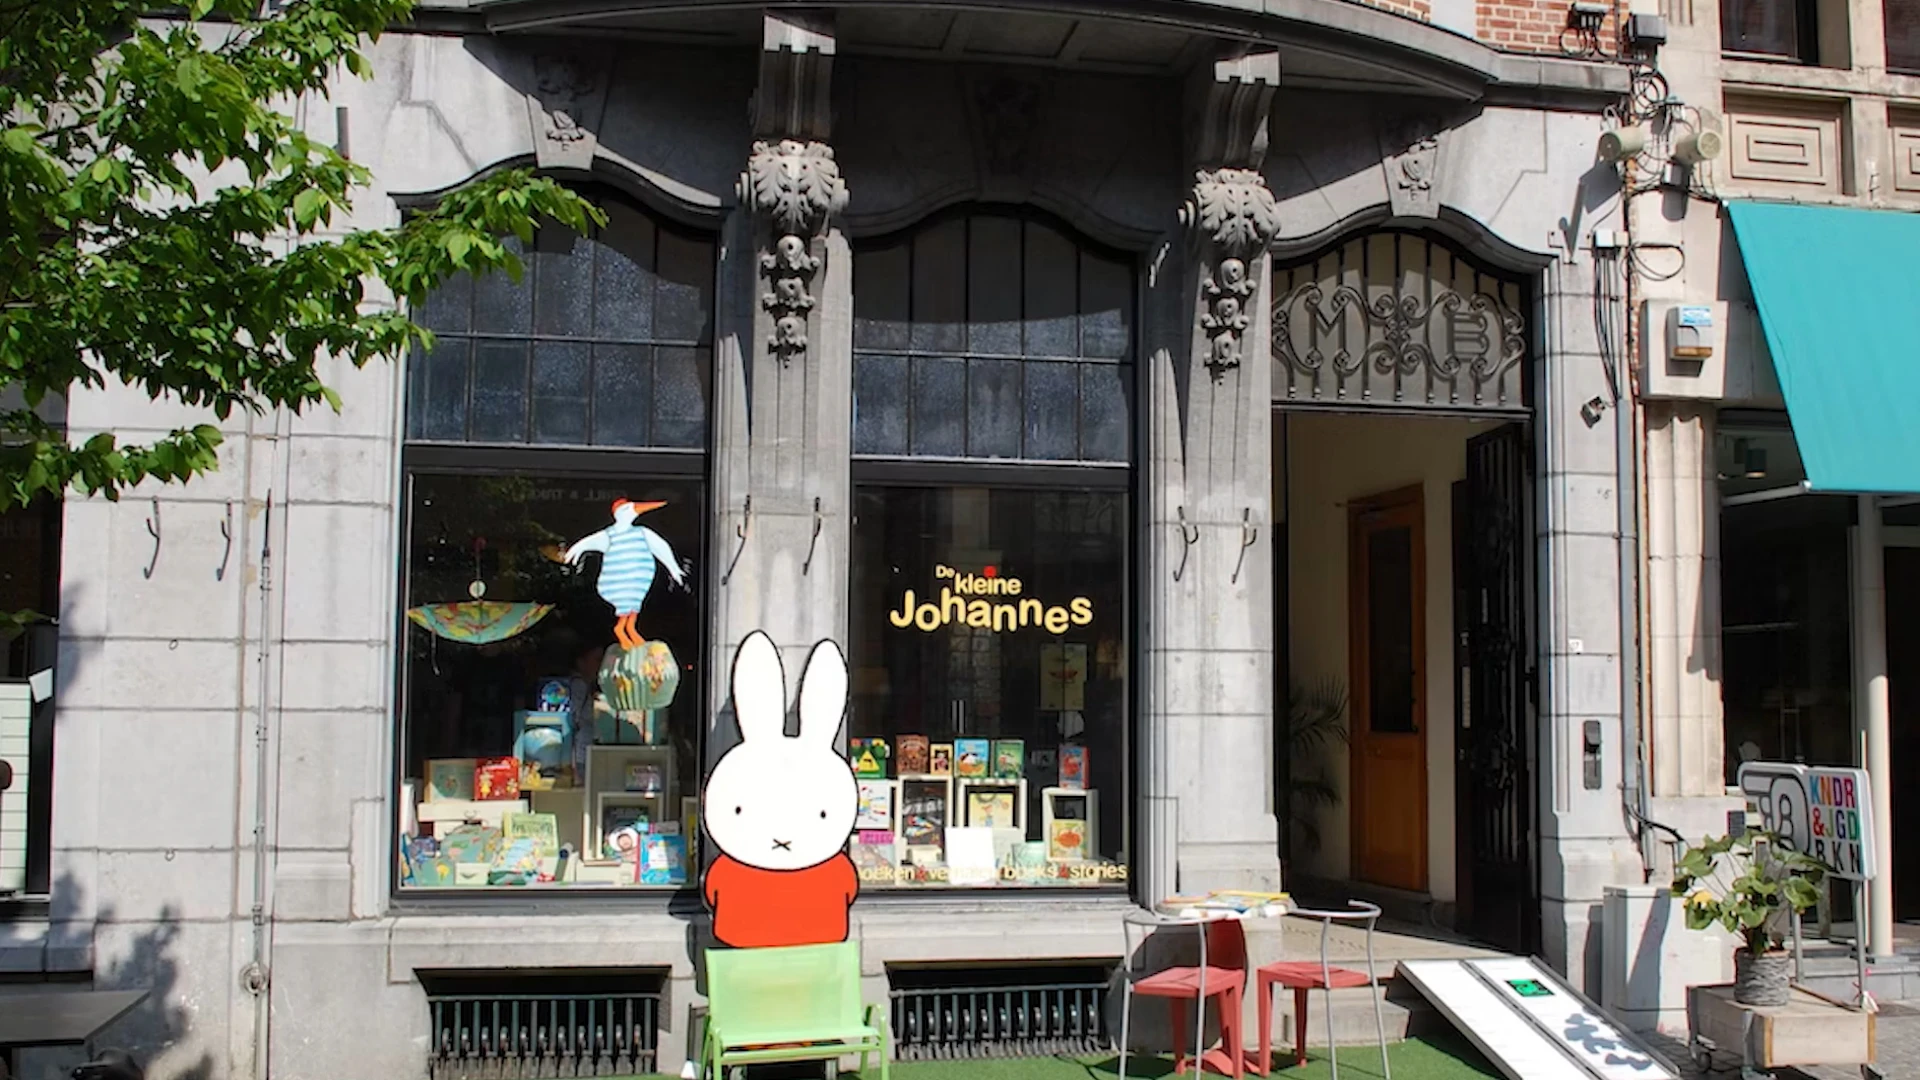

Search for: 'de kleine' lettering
xmin=888 ymin=564 xmax=1095 ymax=635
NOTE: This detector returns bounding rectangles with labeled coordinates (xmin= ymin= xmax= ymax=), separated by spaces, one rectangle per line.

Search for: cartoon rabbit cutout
xmin=702 ymin=631 xmax=860 ymax=948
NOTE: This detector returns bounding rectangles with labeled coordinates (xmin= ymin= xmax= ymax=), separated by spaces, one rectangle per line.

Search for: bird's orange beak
xmin=629 ymin=500 xmax=667 ymax=515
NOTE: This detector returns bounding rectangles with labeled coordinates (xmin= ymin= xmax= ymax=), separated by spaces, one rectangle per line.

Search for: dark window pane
xmin=1721 ymin=0 xmax=1805 ymax=58
xmin=535 ymin=230 xmax=594 ymax=337
xmin=1023 ymin=361 xmax=1078 ymax=460
xmin=854 ymin=354 xmax=910 ymax=456
xmin=653 ymin=346 xmax=708 ymax=449
xmin=530 ymin=342 xmax=591 ymax=445
xmin=1366 ymin=525 xmax=1417 ymax=735
xmin=591 ymin=344 xmax=651 ymax=446
xmin=1023 ymin=222 xmax=1077 ymax=357
xmin=470 ymin=340 xmax=529 ymax=443
xmin=595 ymin=203 xmax=656 ymax=340
xmin=1891 ymin=0 xmax=1920 ymax=71
xmin=1080 ymin=362 xmax=1131 ymax=463
xmin=910 ymin=357 xmax=965 ymax=457
xmin=1080 ymin=252 xmax=1131 ymax=358
xmin=854 ymin=245 xmax=911 ymax=351
xmin=419 ymin=272 xmax=472 ymax=333
xmin=968 ymin=216 xmax=1022 ymax=355
xmin=968 ymin=358 xmax=1023 ymax=459
xmin=911 ymin=219 xmax=965 ymax=353
xmin=415 ymin=338 xmax=471 ymax=441
xmin=472 ymin=239 xmax=532 ymax=335
xmin=656 ymin=230 xmax=714 ymax=343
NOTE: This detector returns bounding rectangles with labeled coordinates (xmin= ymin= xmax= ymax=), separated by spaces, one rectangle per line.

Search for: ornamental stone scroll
xmin=743 ymin=13 xmax=846 ymax=367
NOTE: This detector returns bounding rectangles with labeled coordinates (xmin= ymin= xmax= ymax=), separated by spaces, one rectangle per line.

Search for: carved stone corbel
xmin=525 ymin=50 xmax=611 ymax=171
xmin=1182 ymin=52 xmax=1282 ymax=377
xmin=742 ymin=12 xmax=846 ymax=366
xmin=1379 ymin=113 xmax=1446 ymax=219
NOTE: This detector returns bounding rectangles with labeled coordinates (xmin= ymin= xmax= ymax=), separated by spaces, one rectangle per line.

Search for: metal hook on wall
xmin=142 ymin=497 xmax=162 ymax=579
xmin=216 ymin=500 xmax=235 ymax=581
xmin=1171 ymin=506 xmax=1199 ymax=582
xmin=1230 ymin=507 xmax=1259 ymax=585
xmin=801 ymin=497 xmax=823 ymax=576
xmin=721 ymin=494 xmax=752 ymax=586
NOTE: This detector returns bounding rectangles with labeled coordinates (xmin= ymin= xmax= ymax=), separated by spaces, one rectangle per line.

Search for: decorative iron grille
xmin=1270 ymin=231 xmax=1530 ymax=414
xmin=888 ymin=966 xmax=1112 ymax=1061
xmin=425 ymin=979 xmax=662 ymax=1080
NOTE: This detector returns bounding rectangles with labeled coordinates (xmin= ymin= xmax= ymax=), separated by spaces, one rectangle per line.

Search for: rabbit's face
xmin=704 ymin=746 xmax=858 ymax=871
xmin=702 ymin=632 xmax=858 ymax=872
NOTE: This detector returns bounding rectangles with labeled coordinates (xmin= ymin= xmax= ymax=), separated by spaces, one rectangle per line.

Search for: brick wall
xmin=1477 ymin=0 xmax=1622 ymax=54
xmin=1358 ymin=0 xmax=1433 ymax=22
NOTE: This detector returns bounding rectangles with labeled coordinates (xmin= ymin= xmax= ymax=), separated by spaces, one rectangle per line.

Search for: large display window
xmin=845 ymin=207 xmax=1134 ymax=890
xmin=394 ymin=185 xmax=712 ymax=893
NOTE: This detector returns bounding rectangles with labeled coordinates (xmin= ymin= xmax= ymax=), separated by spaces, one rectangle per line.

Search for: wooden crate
xmin=1687 ymin=982 xmax=1876 ymax=1068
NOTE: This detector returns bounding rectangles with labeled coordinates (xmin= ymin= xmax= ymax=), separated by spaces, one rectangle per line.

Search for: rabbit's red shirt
xmin=704 ymin=851 xmax=859 ymax=948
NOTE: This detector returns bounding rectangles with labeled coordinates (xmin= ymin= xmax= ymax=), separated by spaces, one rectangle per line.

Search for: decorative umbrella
xmin=407 ymin=536 xmax=554 ymax=644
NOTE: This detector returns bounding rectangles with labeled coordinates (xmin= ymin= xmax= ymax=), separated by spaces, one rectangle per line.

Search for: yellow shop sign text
xmin=888 ymin=564 xmax=1093 ymax=635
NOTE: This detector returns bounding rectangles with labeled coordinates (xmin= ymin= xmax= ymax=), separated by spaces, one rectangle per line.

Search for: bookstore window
xmin=396 ymin=185 xmax=713 ymax=893
xmin=1 ymin=490 xmax=59 ymax=899
xmin=846 ymin=208 xmax=1134 ymax=891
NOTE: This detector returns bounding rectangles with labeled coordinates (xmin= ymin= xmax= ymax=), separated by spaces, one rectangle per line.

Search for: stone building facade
xmin=1 ymin=2 xmax=1651 ymax=1077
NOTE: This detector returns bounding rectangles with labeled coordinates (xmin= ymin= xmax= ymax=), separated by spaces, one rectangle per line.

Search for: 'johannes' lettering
xmin=888 ymin=564 xmax=1095 ymax=635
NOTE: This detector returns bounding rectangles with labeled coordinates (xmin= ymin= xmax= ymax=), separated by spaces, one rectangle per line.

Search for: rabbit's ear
xmin=795 ymin=638 xmax=848 ymax=748
xmin=729 ymin=631 xmax=788 ymax=744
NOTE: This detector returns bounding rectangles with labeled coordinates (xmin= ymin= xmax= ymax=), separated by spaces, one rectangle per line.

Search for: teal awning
xmin=1727 ymin=200 xmax=1920 ymax=495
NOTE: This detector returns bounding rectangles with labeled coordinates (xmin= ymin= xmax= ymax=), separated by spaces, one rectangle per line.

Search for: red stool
xmin=1250 ymin=901 xmax=1389 ymax=1080
xmin=1119 ymin=913 xmax=1248 ymax=1078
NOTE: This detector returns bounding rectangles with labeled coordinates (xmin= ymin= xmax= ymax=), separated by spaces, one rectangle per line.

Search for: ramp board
xmin=1397 ymin=958 xmax=1678 ymax=1080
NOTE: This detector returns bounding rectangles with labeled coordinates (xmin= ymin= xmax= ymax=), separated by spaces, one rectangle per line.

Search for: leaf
xmin=90 ymin=158 xmax=114 ymax=182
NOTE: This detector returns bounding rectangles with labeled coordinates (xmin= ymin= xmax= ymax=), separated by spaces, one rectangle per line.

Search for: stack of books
xmin=1155 ymin=890 xmax=1291 ymax=919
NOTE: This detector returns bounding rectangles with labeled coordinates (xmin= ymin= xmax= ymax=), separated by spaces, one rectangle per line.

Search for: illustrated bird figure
xmin=565 ymin=499 xmax=687 ymax=649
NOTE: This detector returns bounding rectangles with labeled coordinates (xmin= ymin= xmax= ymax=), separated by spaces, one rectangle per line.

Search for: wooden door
xmin=1349 ymin=485 xmax=1428 ymax=892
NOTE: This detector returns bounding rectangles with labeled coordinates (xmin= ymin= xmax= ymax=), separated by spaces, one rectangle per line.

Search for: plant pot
xmin=1733 ymin=948 xmax=1793 ymax=1007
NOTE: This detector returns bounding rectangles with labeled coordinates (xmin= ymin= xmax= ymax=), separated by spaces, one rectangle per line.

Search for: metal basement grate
xmin=887 ymin=964 xmax=1113 ymax=1061
xmin=423 ymin=971 xmax=663 ymax=1080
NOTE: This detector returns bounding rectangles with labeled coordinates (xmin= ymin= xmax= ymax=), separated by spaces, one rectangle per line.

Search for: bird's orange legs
xmin=612 ymin=614 xmax=649 ymax=650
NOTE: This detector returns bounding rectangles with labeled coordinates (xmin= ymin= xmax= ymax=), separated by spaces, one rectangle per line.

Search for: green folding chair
xmin=702 ymin=942 xmax=888 ymax=1080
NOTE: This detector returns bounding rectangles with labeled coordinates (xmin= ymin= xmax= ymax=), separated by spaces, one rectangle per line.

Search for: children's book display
xmin=397 ymin=497 xmax=693 ymax=890
xmin=1155 ymin=890 xmax=1291 ymax=919
xmin=847 ymin=731 xmax=1120 ymax=887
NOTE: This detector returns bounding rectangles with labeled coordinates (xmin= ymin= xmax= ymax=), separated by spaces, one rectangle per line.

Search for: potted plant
xmin=1671 ymin=828 xmax=1826 ymax=1007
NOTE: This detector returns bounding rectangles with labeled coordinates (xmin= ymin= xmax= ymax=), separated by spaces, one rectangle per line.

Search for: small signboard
xmin=1736 ymin=761 xmax=1877 ymax=881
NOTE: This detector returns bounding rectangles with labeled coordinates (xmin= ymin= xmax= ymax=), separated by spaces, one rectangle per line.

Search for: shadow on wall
xmin=14 ymin=872 xmax=213 ymax=1080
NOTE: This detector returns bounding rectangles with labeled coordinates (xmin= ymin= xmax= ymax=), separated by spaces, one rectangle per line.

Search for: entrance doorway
xmin=1884 ymin=539 xmax=1920 ymax=920
xmin=1348 ymin=485 xmax=1428 ymax=892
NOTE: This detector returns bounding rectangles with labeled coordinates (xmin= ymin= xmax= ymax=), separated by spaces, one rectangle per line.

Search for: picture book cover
xmin=502 ymin=812 xmax=559 ymax=859
xmin=896 ymin=734 xmax=930 ymax=776
xmin=624 ymin=763 xmax=664 ymax=794
xmin=1059 ymin=745 xmax=1088 ymax=789
xmin=637 ymin=833 xmax=687 ymax=885
xmin=426 ymin=758 xmax=478 ymax=802
xmin=601 ymin=804 xmax=650 ymax=859
xmin=992 ymin=739 xmax=1025 ymax=780
xmin=856 ymin=780 xmax=894 ymax=830
xmin=899 ymin=780 xmax=948 ymax=854
xmin=442 ymin=823 xmax=503 ymax=865
xmin=488 ymin=837 xmax=542 ymax=885
xmin=850 ymin=737 xmax=890 ymax=778
xmin=1048 ymin=818 xmax=1088 ymax=861
xmin=473 ymin=757 xmax=520 ymax=800
xmin=954 ymin=738 xmax=990 ymax=779
xmin=967 ymin=789 xmax=1017 ymax=830
xmin=849 ymin=834 xmax=898 ymax=872
xmin=929 ymin=743 xmax=954 ymax=776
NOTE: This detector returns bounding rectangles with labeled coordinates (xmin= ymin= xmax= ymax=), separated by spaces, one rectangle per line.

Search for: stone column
xmin=707 ymin=11 xmax=852 ymax=765
xmin=1534 ymin=258 xmax=1645 ymax=993
xmin=1141 ymin=51 xmax=1284 ymax=903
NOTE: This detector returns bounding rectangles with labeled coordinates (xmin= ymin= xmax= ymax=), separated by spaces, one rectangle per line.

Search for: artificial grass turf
xmin=836 ymin=1033 xmax=1504 ymax=1079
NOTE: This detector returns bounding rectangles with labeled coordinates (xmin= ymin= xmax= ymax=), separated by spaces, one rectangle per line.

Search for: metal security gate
xmin=424 ymin=973 xmax=663 ymax=1080
xmin=888 ymin=965 xmax=1112 ymax=1061
xmin=1456 ymin=423 xmax=1538 ymax=955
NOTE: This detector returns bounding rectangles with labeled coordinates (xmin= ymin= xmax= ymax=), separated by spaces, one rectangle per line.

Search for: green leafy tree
xmin=0 ymin=0 xmax=602 ymax=632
